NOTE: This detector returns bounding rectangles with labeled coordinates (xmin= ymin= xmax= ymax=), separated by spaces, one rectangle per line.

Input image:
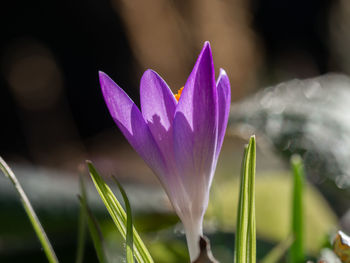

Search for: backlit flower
xmin=99 ymin=42 xmax=231 ymax=261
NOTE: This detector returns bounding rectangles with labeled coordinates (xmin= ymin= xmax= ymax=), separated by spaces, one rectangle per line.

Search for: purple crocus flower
xmin=99 ymin=42 xmax=231 ymax=261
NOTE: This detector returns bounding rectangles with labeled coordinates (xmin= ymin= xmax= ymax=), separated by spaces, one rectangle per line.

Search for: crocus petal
xmin=172 ymin=43 xmax=218 ymax=253
xmin=215 ymin=68 xmax=231 ymax=163
xmin=140 ymin=69 xmax=177 ymax=169
xmin=99 ymin=71 xmax=167 ymax=176
xmin=98 ymin=41 xmax=231 ymax=263
xmin=173 ymin=42 xmax=218 ymax=186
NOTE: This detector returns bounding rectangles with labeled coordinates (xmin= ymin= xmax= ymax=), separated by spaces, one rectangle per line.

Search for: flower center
xmin=175 ymin=87 xmax=184 ymax=101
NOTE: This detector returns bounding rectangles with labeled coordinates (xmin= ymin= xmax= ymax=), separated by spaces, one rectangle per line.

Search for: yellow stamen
xmin=175 ymin=86 xmax=184 ymax=101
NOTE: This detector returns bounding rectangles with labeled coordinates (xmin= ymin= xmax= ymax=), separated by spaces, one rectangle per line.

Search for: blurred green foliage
xmin=207 ymin=171 xmax=337 ymax=255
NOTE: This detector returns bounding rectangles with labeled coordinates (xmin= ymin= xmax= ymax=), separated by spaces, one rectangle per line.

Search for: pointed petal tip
xmin=203 ymin=41 xmax=211 ymax=48
xmin=217 ymin=68 xmax=230 ymax=87
xmin=98 ymin=72 xmax=123 ymax=103
xmin=193 ymin=41 xmax=214 ymax=76
xmin=219 ymin=68 xmax=227 ymax=76
xmin=201 ymin=41 xmax=212 ymax=56
xmin=140 ymin=69 xmax=167 ymax=90
xmin=98 ymin=70 xmax=107 ymax=79
xmin=142 ymin=68 xmax=159 ymax=79
xmin=193 ymin=42 xmax=212 ymax=65
xmin=98 ymin=71 xmax=113 ymax=87
xmin=144 ymin=68 xmax=154 ymax=74
xmin=141 ymin=69 xmax=151 ymax=81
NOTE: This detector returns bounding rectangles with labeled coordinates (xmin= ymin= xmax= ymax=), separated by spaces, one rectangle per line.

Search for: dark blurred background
xmin=2 ymin=0 xmax=344 ymax=171
xmin=1 ymin=0 xmax=349 ymax=262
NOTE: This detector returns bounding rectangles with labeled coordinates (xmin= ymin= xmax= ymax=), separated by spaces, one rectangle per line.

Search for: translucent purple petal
xmin=98 ymin=41 xmax=231 ymax=262
xmin=215 ymin=68 xmax=231 ymax=162
xmin=140 ymin=69 xmax=177 ymax=169
xmin=173 ymin=42 xmax=218 ymax=193
xmin=99 ymin=71 xmax=167 ymax=175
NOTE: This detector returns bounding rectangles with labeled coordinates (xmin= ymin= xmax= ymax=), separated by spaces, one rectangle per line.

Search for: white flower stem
xmin=184 ymin=221 xmax=203 ymax=262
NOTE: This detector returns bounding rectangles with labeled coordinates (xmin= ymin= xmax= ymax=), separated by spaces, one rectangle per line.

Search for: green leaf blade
xmin=235 ymin=144 xmax=249 ymax=263
xmin=0 ymin=157 xmax=59 ymax=263
xmin=113 ymin=176 xmax=134 ymax=263
xmin=289 ymin=154 xmax=305 ymax=263
xmin=235 ymin=135 xmax=256 ymax=263
xmin=79 ymin=194 xmax=107 ymax=263
xmin=247 ymin=135 xmax=256 ymax=263
xmin=87 ymin=161 xmax=154 ymax=263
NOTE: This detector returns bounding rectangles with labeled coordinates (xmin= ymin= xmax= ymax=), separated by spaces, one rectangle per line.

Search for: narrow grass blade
xmin=247 ymin=136 xmax=256 ymax=263
xmin=235 ymin=145 xmax=249 ymax=263
xmin=113 ymin=176 xmax=134 ymax=263
xmin=79 ymin=194 xmax=107 ymax=263
xmin=235 ymin=135 xmax=256 ymax=263
xmin=260 ymin=236 xmax=293 ymax=263
xmin=0 ymin=157 xmax=59 ymax=263
xmin=289 ymin=155 xmax=305 ymax=263
xmin=75 ymin=176 xmax=87 ymax=263
xmin=87 ymin=161 xmax=154 ymax=263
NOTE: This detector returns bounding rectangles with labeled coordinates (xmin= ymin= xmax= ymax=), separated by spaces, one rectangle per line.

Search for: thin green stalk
xmin=247 ymin=136 xmax=256 ymax=263
xmin=113 ymin=176 xmax=134 ymax=263
xmin=78 ymin=194 xmax=107 ymax=263
xmin=289 ymin=155 xmax=305 ymax=263
xmin=235 ymin=135 xmax=256 ymax=263
xmin=87 ymin=161 xmax=154 ymax=263
xmin=0 ymin=156 xmax=59 ymax=263
xmin=235 ymin=145 xmax=249 ymax=263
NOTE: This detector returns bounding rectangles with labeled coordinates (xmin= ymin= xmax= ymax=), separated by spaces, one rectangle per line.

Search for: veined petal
xmin=215 ymin=68 xmax=231 ymax=162
xmin=140 ymin=69 xmax=177 ymax=130
xmin=99 ymin=71 xmax=167 ymax=175
xmin=173 ymin=42 xmax=218 ymax=198
xmin=140 ymin=69 xmax=177 ymax=167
